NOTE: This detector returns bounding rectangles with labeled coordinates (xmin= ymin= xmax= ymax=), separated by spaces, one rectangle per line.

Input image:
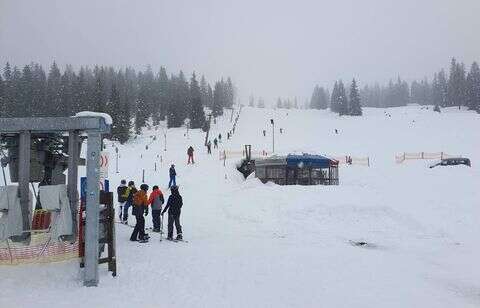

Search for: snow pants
xmin=188 ymin=154 xmax=194 ymax=164
xmin=152 ymin=210 xmax=162 ymax=231
xmin=118 ymin=201 xmax=126 ymax=220
xmin=130 ymin=214 xmax=146 ymax=240
xmin=168 ymin=176 xmax=176 ymax=188
xmin=167 ymin=212 xmax=182 ymax=238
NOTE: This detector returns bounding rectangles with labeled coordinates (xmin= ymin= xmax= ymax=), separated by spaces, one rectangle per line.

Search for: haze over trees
xmin=0 ymin=62 xmax=236 ymax=143
xmin=308 ymin=57 xmax=480 ymax=114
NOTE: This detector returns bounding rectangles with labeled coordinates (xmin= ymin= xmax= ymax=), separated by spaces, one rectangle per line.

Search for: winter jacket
xmin=123 ymin=186 xmax=138 ymax=203
xmin=117 ymin=185 xmax=128 ymax=203
xmin=187 ymin=147 xmax=194 ymax=156
xmin=162 ymin=190 xmax=183 ymax=215
xmin=148 ymin=189 xmax=164 ymax=211
xmin=132 ymin=190 xmax=148 ymax=215
xmin=169 ymin=167 xmax=176 ymax=177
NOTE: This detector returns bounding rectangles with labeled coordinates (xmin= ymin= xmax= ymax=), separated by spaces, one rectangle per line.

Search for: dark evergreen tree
xmin=207 ymin=84 xmax=214 ymax=109
xmin=337 ymin=81 xmax=348 ymax=116
xmin=330 ymin=81 xmax=339 ymax=112
xmin=447 ymin=58 xmax=466 ymax=108
xmin=276 ymin=98 xmax=283 ymax=109
xmin=248 ymin=95 xmax=255 ymax=107
xmin=200 ymin=75 xmax=209 ymax=107
xmin=46 ymin=61 xmax=62 ymax=116
xmin=157 ymin=67 xmax=169 ymax=120
xmin=466 ymin=62 xmax=480 ymax=111
xmin=257 ymin=97 xmax=265 ymax=108
xmin=212 ymin=81 xmax=224 ymax=117
xmin=189 ymin=72 xmax=206 ymax=129
xmin=349 ymin=79 xmax=362 ymax=116
xmin=225 ymin=77 xmax=235 ymax=108
xmin=0 ymin=75 xmax=4 ymax=116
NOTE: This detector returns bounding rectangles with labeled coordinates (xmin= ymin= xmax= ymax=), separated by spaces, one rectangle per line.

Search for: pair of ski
xmin=158 ymin=219 xmax=188 ymax=242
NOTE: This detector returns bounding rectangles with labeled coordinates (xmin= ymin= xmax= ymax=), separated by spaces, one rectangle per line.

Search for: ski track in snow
xmin=1 ymin=106 xmax=480 ymax=308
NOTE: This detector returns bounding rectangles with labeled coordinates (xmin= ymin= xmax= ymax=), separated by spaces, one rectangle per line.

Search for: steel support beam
xmin=84 ymin=132 xmax=101 ymax=287
xmin=18 ymin=131 xmax=31 ymax=234
xmin=0 ymin=117 xmax=109 ymax=133
xmin=67 ymin=131 xmax=80 ymax=240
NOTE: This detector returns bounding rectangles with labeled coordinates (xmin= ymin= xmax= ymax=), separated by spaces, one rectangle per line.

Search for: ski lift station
xmin=0 ymin=114 xmax=115 ymax=287
xmin=254 ymin=154 xmax=339 ymax=186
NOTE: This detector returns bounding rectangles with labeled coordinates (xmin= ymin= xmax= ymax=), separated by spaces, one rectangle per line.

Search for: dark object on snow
xmin=254 ymin=153 xmax=339 ymax=186
xmin=187 ymin=146 xmax=194 ymax=164
xmin=429 ymin=157 xmax=471 ymax=168
xmin=236 ymin=145 xmax=255 ymax=178
xmin=349 ymin=240 xmax=377 ymax=249
xmin=433 ymin=105 xmax=441 ymax=113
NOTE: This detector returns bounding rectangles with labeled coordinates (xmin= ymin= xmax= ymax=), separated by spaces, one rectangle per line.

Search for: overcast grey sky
xmin=1 ymin=0 xmax=479 ymax=103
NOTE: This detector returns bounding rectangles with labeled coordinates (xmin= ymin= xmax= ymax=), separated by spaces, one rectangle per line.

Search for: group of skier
xmin=117 ymin=164 xmax=184 ymax=243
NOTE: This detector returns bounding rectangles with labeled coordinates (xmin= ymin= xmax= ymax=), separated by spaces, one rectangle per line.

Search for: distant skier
xmin=213 ymin=138 xmax=218 ymax=149
xmin=227 ymin=132 xmax=230 ymax=140
xmin=130 ymin=184 xmax=149 ymax=243
xmin=279 ymin=128 xmax=283 ymax=134
xmin=187 ymin=146 xmax=195 ymax=164
xmin=334 ymin=129 xmax=338 ymax=134
xmin=207 ymin=140 xmax=212 ymax=154
xmin=263 ymin=130 xmax=266 ymax=137
xmin=169 ymin=164 xmax=176 ymax=188
xmin=218 ymin=133 xmax=222 ymax=143
xmin=162 ymin=185 xmax=183 ymax=241
xmin=122 ymin=181 xmax=137 ymax=224
xmin=116 ymin=179 xmax=127 ymax=221
xmin=148 ymin=185 xmax=164 ymax=232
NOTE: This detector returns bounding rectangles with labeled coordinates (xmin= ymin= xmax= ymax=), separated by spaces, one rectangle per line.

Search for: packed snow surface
xmin=1 ymin=106 xmax=480 ymax=307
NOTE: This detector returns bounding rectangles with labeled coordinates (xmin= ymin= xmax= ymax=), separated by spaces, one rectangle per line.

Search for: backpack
xmin=117 ymin=186 xmax=128 ymax=202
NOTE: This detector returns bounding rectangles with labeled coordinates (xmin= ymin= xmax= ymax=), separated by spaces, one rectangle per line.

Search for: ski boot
xmin=176 ymin=234 xmax=183 ymax=241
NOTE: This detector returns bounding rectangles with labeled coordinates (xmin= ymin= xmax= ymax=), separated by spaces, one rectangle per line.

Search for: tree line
xmin=309 ymin=57 xmax=480 ymax=114
xmin=0 ymin=62 xmax=236 ymax=143
xmin=311 ymin=79 xmax=362 ymax=116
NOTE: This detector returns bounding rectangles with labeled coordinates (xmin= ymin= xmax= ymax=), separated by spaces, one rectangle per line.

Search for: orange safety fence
xmin=0 ymin=209 xmax=79 ymax=266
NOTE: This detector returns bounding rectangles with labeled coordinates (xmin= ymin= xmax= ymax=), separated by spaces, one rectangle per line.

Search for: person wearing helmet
xmin=148 ymin=185 xmax=164 ymax=232
xmin=161 ymin=185 xmax=183 ymax=241
xmin=130 ymin=183 xmax=150 ymax=242
xmin=122 ymin=181 xmax=137 ymax=223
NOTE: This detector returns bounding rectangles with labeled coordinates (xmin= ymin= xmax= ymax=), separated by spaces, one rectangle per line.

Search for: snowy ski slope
xmin=1 ymin=106 xmax=479 ymax=307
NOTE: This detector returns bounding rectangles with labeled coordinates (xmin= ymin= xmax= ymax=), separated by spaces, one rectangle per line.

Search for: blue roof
xmin=286 ymin=154 xmax=336 ymax=168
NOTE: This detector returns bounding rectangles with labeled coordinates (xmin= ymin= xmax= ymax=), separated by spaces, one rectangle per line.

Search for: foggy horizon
xmin=1 ymin=0 xmax=480 ymax=103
